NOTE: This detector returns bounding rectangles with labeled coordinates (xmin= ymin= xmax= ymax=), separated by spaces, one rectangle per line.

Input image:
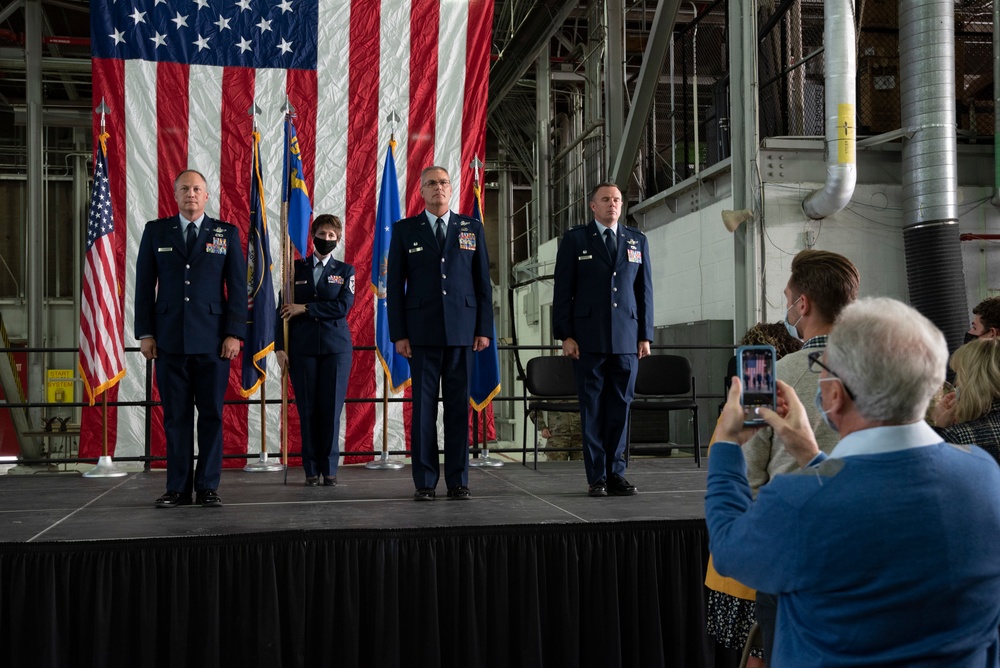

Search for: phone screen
xmin=739 ymin=346 xmax=776 ymax=424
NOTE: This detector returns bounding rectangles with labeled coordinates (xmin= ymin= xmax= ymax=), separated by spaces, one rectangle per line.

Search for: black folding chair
xmin=631 ymin=355 xmax=702 ymax=466
xmin=522 ymin=356 xmax=579 ymax=469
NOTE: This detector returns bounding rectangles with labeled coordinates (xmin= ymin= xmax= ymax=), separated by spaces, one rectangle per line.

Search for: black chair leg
xmin=533 ymin=423 xmax=539 ymax=470
xmin=693 ymin=408 xmax=702 ymax=467
xmin=522 ymin=409 xmax=528 ymax=468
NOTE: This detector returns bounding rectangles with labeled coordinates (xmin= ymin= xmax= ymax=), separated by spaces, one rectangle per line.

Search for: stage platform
xmin=0 ymin=456 xmax=718 ymax=668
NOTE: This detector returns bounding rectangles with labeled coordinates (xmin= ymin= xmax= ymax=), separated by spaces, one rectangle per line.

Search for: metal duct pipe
xmin=802 ymin=0 xmax=856 ymax=219
xmin=900 ymin=0 xmax=967 ymax=351
xmin=993 ymin=0 xmax=999 ymax=206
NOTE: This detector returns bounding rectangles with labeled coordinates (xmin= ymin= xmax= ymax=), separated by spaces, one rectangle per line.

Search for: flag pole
xmin=83 ymin=98 xmax=127 ymax=479
xmin=467 ymin=154 xmax=502 ymax=469
xmin=244 ymin=105 xmax=282 ymax=473
xmin=365 ymin=374 xmax=403 ymax=469
xmin=367 ymin=118 xmax=405 ymax=471
xmin=280 ymin=100 xmax=297 ymax=485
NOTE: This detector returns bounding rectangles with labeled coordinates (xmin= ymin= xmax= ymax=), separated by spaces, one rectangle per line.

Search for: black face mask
xmin=964 ymin=332 xmax=980 ymax=344
xmin=313 ymin=237 xmax=338 ymax=255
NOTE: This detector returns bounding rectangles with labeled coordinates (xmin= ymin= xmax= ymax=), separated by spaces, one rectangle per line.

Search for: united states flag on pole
xmin=79 ymin=131 xmax=126 ymax=406
xmin=82 ymin=0 xmax=493 ymax=462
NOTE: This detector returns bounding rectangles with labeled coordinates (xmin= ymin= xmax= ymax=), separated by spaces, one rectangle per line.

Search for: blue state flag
xmin=283 ymin=116 xmax=312 ymax=259
xmin=241 ymin=131 xmax=276 ymax=398
xmin=469 ymin=182 xmax=501 ymax=411
xmin=373 ymin=141 xmax=411 ymax=393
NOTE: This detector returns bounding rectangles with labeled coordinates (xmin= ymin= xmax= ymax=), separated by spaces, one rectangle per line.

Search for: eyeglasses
xmin=807 ymin=350 xmax=855 ymax=400
xmin=422 ymin=179 xmax=451 ymax=189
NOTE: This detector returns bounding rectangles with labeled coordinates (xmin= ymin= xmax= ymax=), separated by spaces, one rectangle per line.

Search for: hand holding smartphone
xmin=737 ymin=345 xmax=777 ymax=426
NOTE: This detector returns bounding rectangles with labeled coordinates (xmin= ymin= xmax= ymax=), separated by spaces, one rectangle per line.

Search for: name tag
xmin=458 ymin=232 xmax=476 ymax=251
xmin=578 ymin=254 xmax=593 ymax=261
xmin=409 ymin=246 xmax=423 ymax=254
xmin=627 ymin=249 xmax=642 ymax=264
xmin=295 ymin=280 xmax=308 ymax=285
xmin=158 ymin=247 xmax=172 ymax=252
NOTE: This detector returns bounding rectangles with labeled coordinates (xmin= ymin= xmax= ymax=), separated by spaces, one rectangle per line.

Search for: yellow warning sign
xmin=837 ymin=103 xmax=856 ymax=164
xmin=47 ymin=368 xmax=74 ymax=404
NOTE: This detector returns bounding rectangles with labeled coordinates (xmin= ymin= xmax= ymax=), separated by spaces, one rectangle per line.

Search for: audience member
xmin=932 ymin=338 xmax=1000 ymax=464
xmin=705 ymin=321 xmax=802 ymax=664
xmin=741 ymin=249 xmax=859 ymax=660
xmin=966 ymin=296 xmax=1000 ymax=342
xmin=708 ymin=297 xmax=1000 ymax=666
xmin=529 ymin=408 xmax=584 ymax=461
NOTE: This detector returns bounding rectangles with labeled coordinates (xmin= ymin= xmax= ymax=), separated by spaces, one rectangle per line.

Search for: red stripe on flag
xmin=461 ymin=0 xmax=493 ymax=212
xmin=149 ymin=61 xmax=191 ymax=465
xmin=156 ymin=62 xmax=190 ymax=218
xmin=342 ymin=0 xmax=381 ymax=460
xmin=406 ymin=0 xmax=440 ymax=215
xmin=219 ymin=67 xmax=255 ymax=466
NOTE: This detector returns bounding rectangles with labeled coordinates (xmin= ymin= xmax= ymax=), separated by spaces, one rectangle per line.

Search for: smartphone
xmin=737 ymin=345 xmax=777 ymax=425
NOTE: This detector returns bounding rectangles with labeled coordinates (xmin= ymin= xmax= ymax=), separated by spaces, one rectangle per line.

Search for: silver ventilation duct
xmin=802 ymin=0 xmax=857 ymax=219
xmin=993 ymin=0 xmax=999 ymax=206
xmin=900 ymin=0 xmax=968 ymax=352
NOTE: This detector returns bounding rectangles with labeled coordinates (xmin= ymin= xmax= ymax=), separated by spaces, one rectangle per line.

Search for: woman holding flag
xmin=275 ymin=214 xmax=356 ymax=487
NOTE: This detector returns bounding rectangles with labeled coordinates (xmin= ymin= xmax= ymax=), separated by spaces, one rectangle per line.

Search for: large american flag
xmin=78 ymin=132 xmax=126 ymax=406
xmin=82 ymin=0 xmax=493 ymax=463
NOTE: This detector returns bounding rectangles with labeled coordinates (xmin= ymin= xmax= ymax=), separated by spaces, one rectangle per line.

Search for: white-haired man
xmin=707 ymin=297 xmax=1000 ymax=666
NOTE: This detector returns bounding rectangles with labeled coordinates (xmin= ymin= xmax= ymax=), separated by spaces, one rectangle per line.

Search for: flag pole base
xmin=469 ymin=448 xmax=504 ymax=468
xmin=365 ymin=451 xmax=404 ymax=470
xmin=244 ymin=452 xmax=285 ymax=472
xmin=82 ymin=456 xmax=129 ymax=478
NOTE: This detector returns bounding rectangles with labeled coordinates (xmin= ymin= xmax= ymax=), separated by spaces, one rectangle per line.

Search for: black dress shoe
xmin=196 ymin=490 xmax=222 ymax=507
xmin=323 ymin=476 xmax=337 ymax=487
xmin=447 ymin=486 xmax=471 ymax=500
xmin=154 ymin=491 xmax=192 ymax=508
xmin=305 ymin=476 xmax=320 ymax=487
xmin=413 ymin=488 xmax=436 ymax=501
xmin=588 ymin=480 xmax=608 ymax=497
xmin=608 ymin=474 xmax=638 ymax=496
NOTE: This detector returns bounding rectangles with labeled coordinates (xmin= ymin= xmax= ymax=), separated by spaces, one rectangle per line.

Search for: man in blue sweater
xmin=707 ymin=297 xmax=1000 ymax=667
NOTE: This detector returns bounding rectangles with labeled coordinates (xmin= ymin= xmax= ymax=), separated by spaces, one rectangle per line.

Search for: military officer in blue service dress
xmin=135 ymin=169 xmax=247 ymax=508
xmin=552 ymin=181 xmax=654 ymax=497
xmin=387 ymin=166 xmax=494 ymax=501
xmin=275 ymin=214 xmax=355 ymax=487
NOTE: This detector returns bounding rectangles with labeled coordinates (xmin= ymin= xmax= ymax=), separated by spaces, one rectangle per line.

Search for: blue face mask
xmin=814 ymin=379 xmax=839 ymax=433
xmin=784 ymin=296 xmax=804 ymax=341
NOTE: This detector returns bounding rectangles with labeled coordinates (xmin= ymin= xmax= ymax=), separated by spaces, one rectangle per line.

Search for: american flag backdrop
xmin=81 ymin=0 xmax=493 ymax=463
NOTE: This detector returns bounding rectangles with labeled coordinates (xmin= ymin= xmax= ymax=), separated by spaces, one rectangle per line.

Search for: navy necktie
xmin=186 ymin=222 xmax=197 ymax=254
xmin=604 ymin=228 xmax=616 ymax=260
xmin=436 ymin=217 xmax=446 ymax=249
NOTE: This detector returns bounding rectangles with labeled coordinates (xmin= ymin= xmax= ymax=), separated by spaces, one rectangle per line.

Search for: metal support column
xmin=25 ymin=0 xmax=44 ymax=439
xmin=609 ymin=0 xmax=683 ymax=187
xmin=728 ymin=0 xmax=760 ymax=338
xmin=536 ymin=41 xmax=552 ymax=244
xmin=604 ymin=0 xmax=625 ymax=163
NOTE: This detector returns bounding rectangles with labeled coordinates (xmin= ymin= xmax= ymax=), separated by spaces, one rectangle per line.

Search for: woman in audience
xmin=931 ymin=337 xmax=1000 ymax=464
xmin=705 ymin=322 xmax=802 ymax=666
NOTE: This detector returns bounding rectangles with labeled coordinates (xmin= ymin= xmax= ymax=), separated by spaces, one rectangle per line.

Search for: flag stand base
xmin=469 ymin=448 xmax=504 ymax=468
xmin=244 ymin=452 xmax=284 ymax=472
xmin=82 ymin=456 xmax=129 ymax=478
xmin=365 ymin=451 xmax=404 ymax=470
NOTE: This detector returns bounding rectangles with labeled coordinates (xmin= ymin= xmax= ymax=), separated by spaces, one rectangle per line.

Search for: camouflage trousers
xmin=544 ymin=411 xmax=584 ymax=461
